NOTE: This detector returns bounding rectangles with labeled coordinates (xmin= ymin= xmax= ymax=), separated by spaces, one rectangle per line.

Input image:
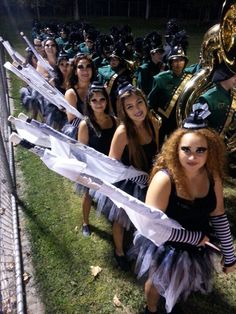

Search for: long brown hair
xmin=150 ymin=128 xmax=227 ymax=195
xmin=84 ymin=83 xmax=112 ymax=136
xmin=68 ymin=54 xmax=96 ymax=87
xmin=117 ymin=86 xmax=157 ymax=172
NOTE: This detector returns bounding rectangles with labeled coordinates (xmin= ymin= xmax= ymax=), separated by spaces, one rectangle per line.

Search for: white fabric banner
xmin=11 ymin=116 xmax=148 ymax=184
xmin=41 ymin=148 xmax=182 ymax=246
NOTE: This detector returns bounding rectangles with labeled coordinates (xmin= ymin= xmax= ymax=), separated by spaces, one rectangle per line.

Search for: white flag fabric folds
xmin=0 ymin=37 xmax=26 ymax=64
xmin=2 ymin=37 xmax=84 ymax=119
xmin=9 ymin=114 xmax=182 ymax=246
xmin=11 ymin=115 xmax=148 ymax=184
xmin=40 ymin=148 xmax=182 ymax=246
xmin=20 ymin=32 xmax=55 ymax=75
xmin=4 ymin=61 xmax=83 ymax=120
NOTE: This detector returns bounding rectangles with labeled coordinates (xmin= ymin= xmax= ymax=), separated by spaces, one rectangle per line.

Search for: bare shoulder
xmin=109 ymin=124 xmax=127 ymax=159
xmin=64 ymin=88 xmax=77 ymax=108
xmin=111 ymin=124 xmax=127 ymax=146
xmin=78 ymin=120 xmax=89 ymax=144
xmin=65 ymin=88 xmax=76 ymax=97
xmin=151 ymin=170 xmax=171 ymax=186
xmin=114 ymin=124 xmax=127 ymax=137
xmin=146 ymin=170 xmax=171 ymax=211
xmin=79 ymin=120 xmax=87 ymax=129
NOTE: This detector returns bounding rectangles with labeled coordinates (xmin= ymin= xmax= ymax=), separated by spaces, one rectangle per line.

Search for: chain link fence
xmin=0 ymin=43 xmax=25 ymax=314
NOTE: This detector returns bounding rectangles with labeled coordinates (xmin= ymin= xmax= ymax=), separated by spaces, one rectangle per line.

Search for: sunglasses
xmin=77 ymin=64 xmax=92 ymax=70
xmin=34 ymin=44 xmax=42 ymax=47
xmin=180 ymin=146 xmax=208 ymax=155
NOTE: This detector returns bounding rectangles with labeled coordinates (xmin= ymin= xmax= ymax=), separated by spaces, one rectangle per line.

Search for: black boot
xmin=114 ymin=251 xmax=130 ymax=272
xmin=143 ymin=305 xmax=158 ymax=314
xmin=168 ymin=303 xmax=184 ymax=314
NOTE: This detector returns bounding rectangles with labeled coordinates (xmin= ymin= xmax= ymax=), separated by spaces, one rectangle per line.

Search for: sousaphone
xmin=176 ymin=0 xmax=236 ymax=125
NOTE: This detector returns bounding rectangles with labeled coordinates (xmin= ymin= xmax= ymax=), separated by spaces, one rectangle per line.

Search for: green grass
xmin=5 ymin=16 xmax=236 ymax=314
xmin=15 ymin=148 xmax=145 ymax=314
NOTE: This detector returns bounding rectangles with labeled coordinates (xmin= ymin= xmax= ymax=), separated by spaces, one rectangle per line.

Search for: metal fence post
xmin=0 ymin=39 xmax=25 ymax=314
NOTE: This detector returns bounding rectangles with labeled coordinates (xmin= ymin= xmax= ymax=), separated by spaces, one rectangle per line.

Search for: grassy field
xmin=4 ymin=14 xmax=236 ymax=314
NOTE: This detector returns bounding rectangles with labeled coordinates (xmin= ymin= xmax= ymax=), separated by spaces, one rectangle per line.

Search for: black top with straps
xmin=86 ymin=115 xmax=117 ymax=156
xmin=121 ymin=122 xmax=158 ymax=173
xmin=72 ymin=87 xmax=85 ymax=114
xmin=163 ymin=170 xmax=217 ymax=235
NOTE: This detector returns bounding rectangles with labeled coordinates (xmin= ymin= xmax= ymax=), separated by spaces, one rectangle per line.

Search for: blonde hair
xmin=150 ymin=128 xmax=227 ymax=195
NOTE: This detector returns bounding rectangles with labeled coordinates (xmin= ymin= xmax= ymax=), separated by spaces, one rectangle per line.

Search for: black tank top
xmin=86 ymin=115 xmax=117 ymax=155
xmin=121 ymin=122 xmax=158 ymax=173
xmin=163 ymin=170 xmax=216 ymax=234
xmin=72 ymin=87 xmax=85 ymax=114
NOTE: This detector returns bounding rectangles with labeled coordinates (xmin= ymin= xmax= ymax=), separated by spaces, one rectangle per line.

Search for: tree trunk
xmin=36 ymin=0 xmax=40 ymax=20
xmin=145 ymin=0 xmax=150 ymax=20
xmin=108 ymin=0 xmax=111 ymax=16
xmin=74 ymin=0 xmax=79 ymax=20
xmin=85 ymin=0 xmax=88 ymax=17
xmin=127 ymin=0 xmax=130 ymax=17
xmin=167 ymin=3 xmax=170 ymax=19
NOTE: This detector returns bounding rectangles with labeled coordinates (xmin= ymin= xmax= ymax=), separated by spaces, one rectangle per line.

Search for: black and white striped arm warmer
xmin=168 ymin=228 xmax=203 ymax=245
xmin=210 ymin=214 xmax=236 ymax=267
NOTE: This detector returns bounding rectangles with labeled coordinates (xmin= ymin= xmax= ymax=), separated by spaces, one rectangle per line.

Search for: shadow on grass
xmin=89 ymin=224 xmax=113 ymax=243
xmin=136 ymin=287 xmax=236 ymax=314
xmin=17 ymin=197 xmax=92 ymax=278
xmin=183 ymin=288 xmax=236 ymax=314
xmin=17 ymin=196 xmax=236 ymax=314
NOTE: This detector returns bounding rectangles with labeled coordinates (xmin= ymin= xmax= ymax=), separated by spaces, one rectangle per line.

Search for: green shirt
xmin=198 ymin=83 xmax=232 ymax=133
xmin=148 ymin=70 xmax=184 ymax=112
xmin=97 ymin=65 xmax=115 ymax=84
xmin=137 ymin=61 xmax=166 ymax=96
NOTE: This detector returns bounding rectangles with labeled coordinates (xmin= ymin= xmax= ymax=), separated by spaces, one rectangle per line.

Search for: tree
xmin=145 ymin=0 xmax=150 ymax=20
xmin=127 ymin=0 xmax=131 ymax=17
xmin=74 ymin=0 xmax=80 ymax=20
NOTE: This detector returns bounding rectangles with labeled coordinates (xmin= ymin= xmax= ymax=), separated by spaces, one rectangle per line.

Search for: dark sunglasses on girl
xmin=77 ymin=64 xmax=92 ymax=70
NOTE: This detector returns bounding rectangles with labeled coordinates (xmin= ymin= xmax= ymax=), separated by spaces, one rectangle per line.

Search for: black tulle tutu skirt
xmin=128 ymin=233 xmax=218 ymax=313
xmin=93 ymin=179 xmax=147 ymax=230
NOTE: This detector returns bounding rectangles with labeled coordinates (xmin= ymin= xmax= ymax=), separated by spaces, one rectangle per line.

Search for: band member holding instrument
xmin=148 ymin=45 xmax=191 ymax=146
xmin=198 ymin=62 xmax=236 ymax=176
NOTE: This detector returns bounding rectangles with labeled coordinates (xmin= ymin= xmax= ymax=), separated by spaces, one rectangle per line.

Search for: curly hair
xmin=150 ymin=128 xmax=227 ymax=195
xmin=117 ymin=86 xmax=159 ymax=172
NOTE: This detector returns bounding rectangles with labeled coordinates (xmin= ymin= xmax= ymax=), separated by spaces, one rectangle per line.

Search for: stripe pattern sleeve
xmin=210 ymin=214 xmax=236 ymax=267
xmin=168 ymin=228 xmax=203 ymax=245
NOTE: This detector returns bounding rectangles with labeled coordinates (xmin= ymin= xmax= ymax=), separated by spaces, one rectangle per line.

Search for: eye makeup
xmin=180 ymin=146 xmax=208 ymax=155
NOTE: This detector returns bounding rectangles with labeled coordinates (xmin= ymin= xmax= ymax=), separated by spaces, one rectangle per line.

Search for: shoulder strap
xmin=72 ymin=87 xmax=79 ymax=99
xmin=106 ymin=68 xmax=127 ymax=94
xmin=110 ymin=115 xmax=117 ymax=127
xmin=149 ymin=109 xmax=162 ymax=147
xmin=157 ymin=73 xmax=193 ymax=118
xmin=84 ymin=116 xmax=101 ymax=138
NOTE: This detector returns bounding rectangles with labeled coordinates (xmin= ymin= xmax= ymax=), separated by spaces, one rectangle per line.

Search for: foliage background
xmin=1 ymin=0 xmax=224 ymax=23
